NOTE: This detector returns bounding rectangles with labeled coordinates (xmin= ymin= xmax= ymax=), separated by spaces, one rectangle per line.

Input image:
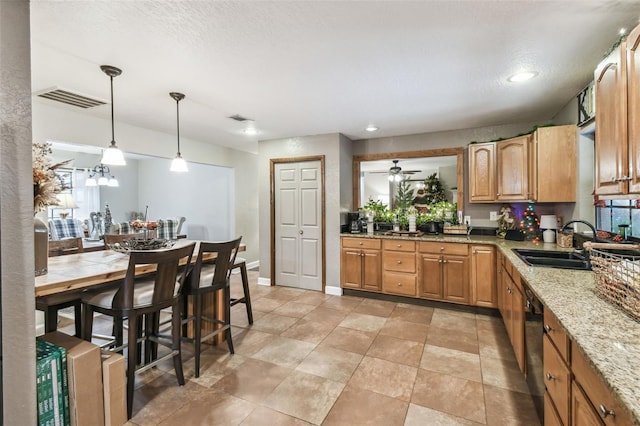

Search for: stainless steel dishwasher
xmin=523 ymin=283 xmax=544 ymax=423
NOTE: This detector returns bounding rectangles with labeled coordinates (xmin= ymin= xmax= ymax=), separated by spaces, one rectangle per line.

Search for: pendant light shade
xmin=100 ymin=65 xmax=126 ymax=166
xmin=85 ymin=164 xmax=119 ymax=187
xmin=169 ymin=92 xmax=188 ymax=172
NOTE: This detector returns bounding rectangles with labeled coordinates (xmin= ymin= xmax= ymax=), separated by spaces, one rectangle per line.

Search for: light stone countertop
xmin=341 ymin=232 xmax=640 ymax=424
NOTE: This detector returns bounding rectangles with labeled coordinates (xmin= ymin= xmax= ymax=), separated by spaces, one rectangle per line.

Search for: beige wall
xmin=1 ymin=0 xmax=38 ymax=422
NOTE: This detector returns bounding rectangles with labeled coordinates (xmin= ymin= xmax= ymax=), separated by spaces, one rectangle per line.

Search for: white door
xmin=275 ymin=160 xmax=322 ymax=291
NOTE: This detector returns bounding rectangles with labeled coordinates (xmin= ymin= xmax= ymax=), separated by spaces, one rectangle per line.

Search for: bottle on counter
xmin=393 ymin=215 xmax=400 ymax=232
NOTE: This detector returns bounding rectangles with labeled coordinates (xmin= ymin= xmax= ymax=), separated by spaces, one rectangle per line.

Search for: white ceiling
xmin=30 ymin=1 xmax=640 ymax=155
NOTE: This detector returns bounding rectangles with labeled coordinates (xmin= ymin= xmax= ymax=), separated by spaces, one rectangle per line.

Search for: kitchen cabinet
xmin=341 ymin=237 xmax=381 ymax=291
xmin=382 ymin=240 xmax=417 ymax=297
xmin=544 ymin=334 xmax=571 ymax=425
xmin=469 ymin=143 xmax=496 ymax=202
xmin=418 ymin=242 xmax=469 ymax=304
xmin=470 ymin=245 xmax=497 ymax=307
xmin=469 ymin=125 xmax=576 ymax=203
xmin=499 ymin=257 xmax=525 ymax=373
xmin=594 ymin=23 xmax=640 ymax=196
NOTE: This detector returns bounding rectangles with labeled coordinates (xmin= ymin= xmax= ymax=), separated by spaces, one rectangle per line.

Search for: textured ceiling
xmin=30 ymin=1 xmax=640 ymax=154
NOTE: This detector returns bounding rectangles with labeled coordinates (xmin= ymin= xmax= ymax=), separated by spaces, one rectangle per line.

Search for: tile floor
xmin=60 ymin=269 xmax=541 ymax=425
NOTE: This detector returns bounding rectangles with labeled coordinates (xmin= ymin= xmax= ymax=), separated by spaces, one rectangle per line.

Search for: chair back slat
xmin=48 ymin=237 xmax=83 ymax=256
xmin=113 ymin=243 xmax=196 ymax=310
xmin=188 ymin=237 xmax=242 ymax=291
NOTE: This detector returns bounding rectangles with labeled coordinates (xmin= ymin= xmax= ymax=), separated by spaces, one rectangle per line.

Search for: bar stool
xmin=230 ymin=257 xmax=253 ymax=324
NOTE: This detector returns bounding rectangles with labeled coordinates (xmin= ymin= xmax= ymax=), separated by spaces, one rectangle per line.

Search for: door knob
xmin=299 ymin=230 xmax=304 ymax=235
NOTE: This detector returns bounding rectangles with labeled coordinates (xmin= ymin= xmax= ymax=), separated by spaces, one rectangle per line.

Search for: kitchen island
xmin=341 ymin=233 xmax=640 ymax=424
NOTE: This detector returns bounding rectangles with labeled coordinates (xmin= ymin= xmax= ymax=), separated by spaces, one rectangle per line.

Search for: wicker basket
xmin=585 ymin=242 xmax=640 ymax=322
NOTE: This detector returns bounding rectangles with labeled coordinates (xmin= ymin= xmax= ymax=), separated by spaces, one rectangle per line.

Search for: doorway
xmin=271 ymin=157 xmax=325 ymax=291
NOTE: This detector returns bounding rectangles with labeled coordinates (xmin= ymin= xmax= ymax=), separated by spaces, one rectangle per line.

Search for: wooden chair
xmin=181 ymin=237 xmax=241 ymax=378
xmin=49 ymin=237 xmax=84 ymax=257
xmin=81 ymin=242 xmax=196 ymax=419
xmin=230 ymin=257 xmax=253 ymax=324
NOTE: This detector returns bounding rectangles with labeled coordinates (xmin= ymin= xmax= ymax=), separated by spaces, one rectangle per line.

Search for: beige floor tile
xmin=404 ymin=403 xmax=483 ymax=426
xmin=157 ymin=389 xmax=256 ymax=425
xmin=430 ymin=309 xmax=479 ymax=332
xmin=420 ymin=344 xmax=482 ymax=382
xmin=295 ymin=346 xmax=363 ymax=383
xmin=280 ymin=318 xmax=338 ymax=344
xmin=251 ymin=336 xmax=316 ymax=369
xmin=180 ymin=348 xmax=248 ymax=387
xmin=322 ymin=385 xmax=408 ymax=426
xmin=251 ymin=297 xmax=287 ymax=313
xmin=263 ymin=371 xmax=345 ymax=425
xmin=212 ymin=358 xmax=292 ymax=403
xmin=379 ymin=318 xmax=429 ymax=343
xmin=230 ymin=328 xmax=277 ymax=356
xmin=427 ymin=326 xmax=479 ymax=354
xmin=480 ymin=356 xmax=530 ymax=393
xmin=484 ymin=384 xmax=541 ymax=426
xmin=353 ymin=298 xmax=396 ymax=317
xmin=479 ymin=338 xmax=518 ymax=362
xmin=319 ymin=326 xmax=376 ymax=354
xmin=348 ymin=356 xmax=417 ymax=401
xmin=273 ymin=301 xmax=318 ymax=318
xmin=263 ymin=286 xmax=307 ymax=301
xmin=302 ymin=306 xmax=348 ymax=327
xmin=339 ymin=312 xmax=387 ymax=332
xmin=250 ymin=312 xmax=299 ymax=334
xmin=318 ymin=295 xmax=363 ymax=312
xmin=240 ymin=406 xmax=312 ymax=425
xmin=293 ymin=291 xmax=333 ymax=306
xmin=389 ymin=305 xmax=434 ymax=324
xmin=411 ymin=369 xmax=486 ymax=424
xmin=366 ymin=334 xmax=424 ymax=367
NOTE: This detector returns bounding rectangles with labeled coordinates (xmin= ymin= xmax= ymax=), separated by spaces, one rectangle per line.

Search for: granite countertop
xmin=341 ymin=232 xmax=640 ymax=423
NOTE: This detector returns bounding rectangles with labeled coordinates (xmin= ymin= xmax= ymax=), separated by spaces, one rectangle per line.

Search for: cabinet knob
xmin=438 ymin=259 xmax=443 ymax=263
xmin=545 ymin=373 xmax=556 ymax=381
xmin=443 ymin=259 xmax=448 ymax=263
xmin=397 ymin=244 xmax=402 ymax=248
xmin=440 ymin=247 xmax=444 ymax=251
xmin=544 ymin=324 xmax=553 ymax=332
xmin=599 ymin=405 xmax=615 ymax=418
xmin=497 ymin=193 xmax=501 ymax=196
xmin=397 ymin=260 xmax=402 ymax=264
xmin=359 ymin=242 xmax=363 ymax=245
xmin=397 ymin=282 xmax=402 ymax=287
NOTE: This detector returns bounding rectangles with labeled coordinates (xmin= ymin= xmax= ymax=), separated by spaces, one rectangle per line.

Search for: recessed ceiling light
xmin=244 ymin=128 xmax=258 ymax=136
xmin=365 ymin=125 xmax=379 ymax=132
xmin=507 ymin=71 xmax=538 ymax=83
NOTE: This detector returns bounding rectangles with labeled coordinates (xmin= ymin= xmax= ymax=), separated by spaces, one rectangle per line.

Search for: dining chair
xmin=48 ymin=237 xmax=84 ymax=257
xmin=181 ymin=237 xmax=241 ymax=378
xmin=230 ymin=256 xmax=253 ymax=324
xmin=81 ymin=242 xmax=196 ymax=419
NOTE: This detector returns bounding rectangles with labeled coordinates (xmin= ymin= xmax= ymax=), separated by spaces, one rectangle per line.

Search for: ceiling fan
xmin=370 ymin=160 xmax=421 ymax=182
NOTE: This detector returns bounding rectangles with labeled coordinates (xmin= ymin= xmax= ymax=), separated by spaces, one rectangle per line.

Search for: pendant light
xmin=169 ymin=92 xmax=188 ymax=172
xmin=100 ymin=65 xmax=126 ymax=166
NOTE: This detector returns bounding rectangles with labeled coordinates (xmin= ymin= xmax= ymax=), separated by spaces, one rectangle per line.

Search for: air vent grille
xmin=228 ymin=114 xmax=253 ymax=122
xmin=36 ymin=88 xmax=106 ymax=109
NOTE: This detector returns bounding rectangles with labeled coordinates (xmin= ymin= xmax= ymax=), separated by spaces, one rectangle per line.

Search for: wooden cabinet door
xmin=545 ymin=391 xmax=565 ymax=426
xmin=595 ymin=42 xmax=628 ymax=195
xmin=628 ymin=25 xmax=640 ymax=193
xmin=469 ymin=143 xmax=496 ymax=202
xmin=496 ymin=251 xmax=505 ymax=314
xmin=362 ymin=249 xmax=381 ymax=291
xmin=544 ymin=335 xmax=571 ymax=425
xmin=419 ymin=254 xmax=443 ymax=299
xmin=536 ymin=125 xmax=577 ymax=202
xmin=571 ymin=382 xmax=603 ymax=426
xmin=512 ymin=284 xmax=526 ymax=374
xmin=341 ymin=248 xmax=363 ymax=289
xmin=471 ymin=245 xmax=496 ymax=308
xmin=497 ymin=136 xmax=530 ymax=201
xmin=443 ymin=255 xmax=469 ymax=304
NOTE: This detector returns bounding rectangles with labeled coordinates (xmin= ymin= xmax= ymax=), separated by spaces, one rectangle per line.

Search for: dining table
xmin=36 ymin=239 xmax=246 ymax=343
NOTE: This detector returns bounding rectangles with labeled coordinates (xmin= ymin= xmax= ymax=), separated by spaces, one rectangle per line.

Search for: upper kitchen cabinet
xmin=469 ymin=125 xmax=576 ymax=203
xmin=594 ymin=23 xmax=640 ymax=196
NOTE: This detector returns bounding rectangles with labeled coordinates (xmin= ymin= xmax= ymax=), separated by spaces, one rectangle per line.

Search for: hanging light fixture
xmin=100 ymin=65 xmax=126 ymax=166
xmin=388 ymin=160 xmax=404 ymax=182
xmin=169 ymin=92 xmax=188 ymax=172
xmin=85 ymin=164 xmax=119 ymax=187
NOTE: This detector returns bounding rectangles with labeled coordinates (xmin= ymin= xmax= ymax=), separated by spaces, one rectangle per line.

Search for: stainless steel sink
xmin=512 ymin=248 xmax=591 ymax=270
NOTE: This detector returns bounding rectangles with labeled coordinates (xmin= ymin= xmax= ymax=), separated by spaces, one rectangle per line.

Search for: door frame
xmin=270 ymin=155 xmax=326 ymax=290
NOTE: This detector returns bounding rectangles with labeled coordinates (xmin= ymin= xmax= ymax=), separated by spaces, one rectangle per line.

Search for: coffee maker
xmin=347 ymin=212 xmax=362 ymax=233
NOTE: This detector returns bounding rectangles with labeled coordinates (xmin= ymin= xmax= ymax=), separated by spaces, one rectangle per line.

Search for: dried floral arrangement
xmin=33 ymin=142 xmax=71 ymax=213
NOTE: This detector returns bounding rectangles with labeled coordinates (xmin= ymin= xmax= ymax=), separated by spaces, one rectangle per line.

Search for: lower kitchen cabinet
xmin=499 ymin=257 xmax=525 ymax=373
xmin=418 ymin=242 xmax=469 ymax=304
xmin=471 ymin=245 xmax=497 ymax=307
xmin=544 ymin=334 xmax=571 ymax=425
xmin=341 ymin=237 xmax=381 ymax=291
xmin=382 ymin=240 xmax=417 ymax=296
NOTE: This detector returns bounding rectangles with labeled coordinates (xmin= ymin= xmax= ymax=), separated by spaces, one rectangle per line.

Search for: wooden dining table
xmin=35 ymin=239 xmax=246 ymax=342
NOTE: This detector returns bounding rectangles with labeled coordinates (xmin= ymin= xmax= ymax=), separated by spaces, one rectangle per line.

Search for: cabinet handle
xmin=397 ymin=244 xmax=402 ymax=248
xmin=443 ymin=259 xmax=448 ymax=263
xmin=359 ymin=242 xmax=363 ymax=245
xmin=545 ymin=373 xmax=556 ymax=381
xmin=397 ymin=282 xmax=402 ymax=287
xmin=438 ymin=259 xmax=443 ymax=263
xmin=599 ymin=405 xmax=615 ymax=418
xmin=544 ymin=324 xmax=553 ymax=332
xmin=360 ymin=253 xmax=364 ymax=257
xmin=397 ymin=260 xmax=402 ymax=264
xmin=440 ymin=247 xmax=444 ymax=251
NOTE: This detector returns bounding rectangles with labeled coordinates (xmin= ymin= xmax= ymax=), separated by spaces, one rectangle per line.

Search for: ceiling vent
xmin=35 ymin=87 xmax=106 ymax=109
xmin=228 ymin=114 xmax=253 ymax=122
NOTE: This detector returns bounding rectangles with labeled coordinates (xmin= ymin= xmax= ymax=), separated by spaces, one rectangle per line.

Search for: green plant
xmin=394 ymin=180 xmax=414 ymax=212
xmin=361 ymin=198 xmax=389 ymax=223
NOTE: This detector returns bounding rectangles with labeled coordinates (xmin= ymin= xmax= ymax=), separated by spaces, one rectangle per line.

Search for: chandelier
xmin=86 ymin=164 xmax=119 ymax=187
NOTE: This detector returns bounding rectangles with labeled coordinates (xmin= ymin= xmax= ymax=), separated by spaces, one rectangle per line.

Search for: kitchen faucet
xmin=561 ymin=220 xmax=601 ymax=243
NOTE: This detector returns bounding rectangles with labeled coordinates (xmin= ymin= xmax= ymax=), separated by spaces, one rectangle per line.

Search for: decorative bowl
xmin=108 ymin=238 xmax=175 ymax=254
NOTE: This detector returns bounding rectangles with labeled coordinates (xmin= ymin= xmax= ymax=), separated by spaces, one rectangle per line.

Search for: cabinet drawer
xmin=419 ymin=242 xmax=469 ymax=256
xmin=342 ymin=238 xmax=381 ymax=250
xmin=571 ymin=342 xmax=632 ymax=426
xmin=383 ymin=239 xmax=416 ymax=252
xmin=543 ymin=310 xmax=570 ymax=364
xmin=383 ymin=272 xmax=417 ymax=296
xmin=544 ymin=334 xmax=571 ymax=426
xmin=383 ymin=252 xmax=416 ymax=273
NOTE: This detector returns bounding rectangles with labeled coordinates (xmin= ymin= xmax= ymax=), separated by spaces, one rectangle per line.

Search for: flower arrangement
xmin=33 ymin=142 xmax=70 ymax=214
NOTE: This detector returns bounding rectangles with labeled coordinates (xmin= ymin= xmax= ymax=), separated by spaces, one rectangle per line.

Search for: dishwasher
xmin=523 ymin=283 xmax=544 ymax=423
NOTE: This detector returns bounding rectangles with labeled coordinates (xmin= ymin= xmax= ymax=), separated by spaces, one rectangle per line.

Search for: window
xmin=596 ymin=200 xmax=640 ymax=238
xmin=48 ymin=168 xmax=100 ymax=222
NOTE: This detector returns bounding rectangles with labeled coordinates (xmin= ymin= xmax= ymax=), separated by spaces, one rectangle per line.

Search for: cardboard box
xmin=42 ymin=332 xmax=105 ymax=426
xmin=100 ymin=350 xmax=127 ymax=426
